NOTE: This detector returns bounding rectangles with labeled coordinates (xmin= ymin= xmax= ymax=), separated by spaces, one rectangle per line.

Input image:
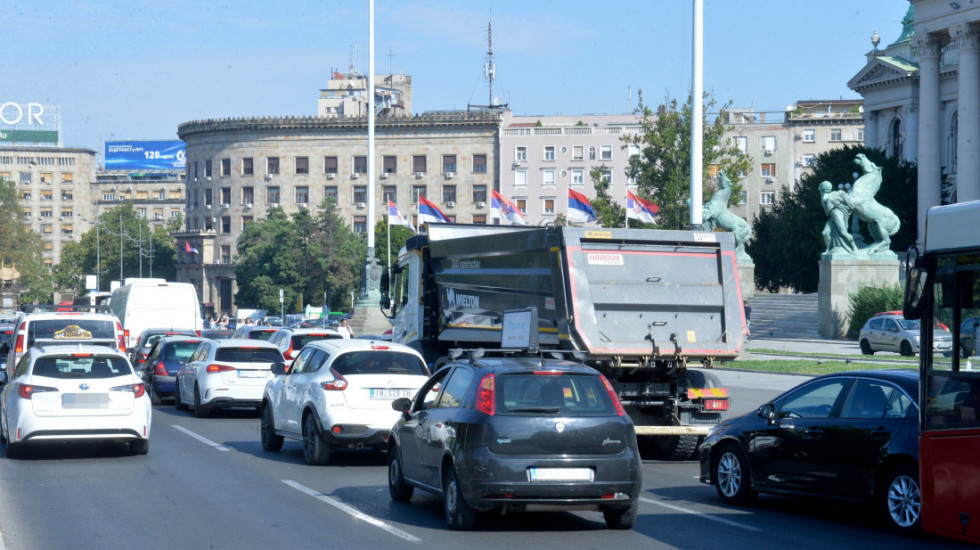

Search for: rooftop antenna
xmin=348 ymin=39 xmax=361 ymax=77
xmin=468 ymin=14 xmax=508 ymax=112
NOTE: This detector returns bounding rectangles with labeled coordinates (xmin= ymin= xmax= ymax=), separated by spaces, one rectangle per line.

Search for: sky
xmin=3 ymin=0 xmax=908 ymax=158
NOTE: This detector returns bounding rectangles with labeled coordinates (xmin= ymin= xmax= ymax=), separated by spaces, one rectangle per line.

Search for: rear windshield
xmin=32 ymin=355 xmax=132 ymax=379
xmin=29 ymin=319 xmax=116 ymax=345
xmin=247 ymin=330 xmax=276 ymax=341
xmin=497 ymin=373 xmax=617 ymax=416
xmin=331 ymin=351 xmax=427 ymax=376
xmin=292 ymin=333 xmax=343 ymax=348
xmin=144 ymin=332 xmax=194 ymax=348
xmin=164 ymin=342 xmax=202 ymax=361
xmin=215 ymin=347 xmax=282 ymax=363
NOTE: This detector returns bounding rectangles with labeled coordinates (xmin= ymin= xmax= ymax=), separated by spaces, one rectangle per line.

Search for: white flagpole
xmin=387 ymin=213 xmax=391 ymax=273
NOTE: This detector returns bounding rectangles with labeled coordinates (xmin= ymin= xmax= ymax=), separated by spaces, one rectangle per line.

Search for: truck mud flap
xmin=634 ymin=425 xmax=711 ymax=436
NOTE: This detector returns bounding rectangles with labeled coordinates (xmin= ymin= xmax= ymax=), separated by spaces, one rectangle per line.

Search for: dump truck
xmin=380 ymin=224 xmax=746 ymax=459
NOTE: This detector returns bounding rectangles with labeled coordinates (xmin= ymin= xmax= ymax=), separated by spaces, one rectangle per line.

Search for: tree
xmin=0 ymin=178 xmax=52 ymax=303
xmin=373 ymin=216 xmax=415 ymax=269
xmin=624 ymin=91 xmax=752 ymax=230
xmin=54 ymin=203 xmax=178 ymax=295
xmin=748 ymin=145 xmax=917 ymax=293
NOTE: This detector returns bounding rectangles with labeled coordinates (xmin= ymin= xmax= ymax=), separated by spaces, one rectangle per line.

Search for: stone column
xmin=864 ymin=111 xmax=877 ymax=151
xmin=915 ymin=33 xmax=944 ymax=247
xmin=957 ymin=24 xmax=980 ymax=203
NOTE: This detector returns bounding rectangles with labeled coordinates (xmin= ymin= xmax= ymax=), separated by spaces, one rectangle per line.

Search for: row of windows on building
xmin=4 ymin=171 xmax=76 ymax=184
xmin=731 ymin=129 xmax=865 ymax=154
xmin=101 ymin=189 xmax=182 ymax=201
xmin=512 ymin=144 xmax=623 ymax=162
xmin=512 ymin=168 xmax=615 ymax=187
xmin=24 ymin=206 xmax=180 ymax=223
xmin=190 ymin=154 xmax=490 ymax=179
xmin=0 ymin=156 xmax=76 ymax=167
xmin=188 ymin=184 xmax=491 ymax=209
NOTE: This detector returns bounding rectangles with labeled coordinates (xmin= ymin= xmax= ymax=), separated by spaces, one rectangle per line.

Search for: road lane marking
xmin=172 ymin=425 xmax=230 ymax=452
xmin=282 ymin=479 xmax=421 ymax=543
xmin=639 ymin=497 xmax=762 ymax=532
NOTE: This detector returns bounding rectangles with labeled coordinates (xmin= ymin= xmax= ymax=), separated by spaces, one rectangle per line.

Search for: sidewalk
xmin=745 ymin=337 xmax=861 ymax=356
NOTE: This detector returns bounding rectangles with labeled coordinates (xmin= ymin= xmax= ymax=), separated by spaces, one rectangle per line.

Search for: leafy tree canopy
xmin=373 ymin=216 xmax=415 ymax=269
xmin=0 ymin=178 xmax=52 ymax=303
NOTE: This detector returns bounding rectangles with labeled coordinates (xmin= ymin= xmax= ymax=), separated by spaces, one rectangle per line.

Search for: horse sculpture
xmin=847 ymin=154 xmax=900 ymax=256
xmin=703 ymin=172 xmax=752 ymax=262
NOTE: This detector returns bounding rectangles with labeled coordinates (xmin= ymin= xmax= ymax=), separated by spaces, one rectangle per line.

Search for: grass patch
xmin=716 ymin=359 xmax=916 ymax=375
xmin=750 ymin=348 xmax=918 ymax=363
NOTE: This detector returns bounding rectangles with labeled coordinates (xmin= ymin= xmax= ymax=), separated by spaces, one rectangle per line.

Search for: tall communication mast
xmin=468 ymin=19 xmax=507 ymax=111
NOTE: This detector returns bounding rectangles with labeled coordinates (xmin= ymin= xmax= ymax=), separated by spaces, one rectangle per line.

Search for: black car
xmin=387 ymin=354 xmax=642 ymax=530
xmin=698 ymin=369 xmax=920 ymax=534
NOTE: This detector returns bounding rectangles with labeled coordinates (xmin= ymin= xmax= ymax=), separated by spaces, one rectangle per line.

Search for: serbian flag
xmin=185 ymin=241 xmax=199 ymax=254
xmin=567 ymin=189 xmax=596 ymax=223
xmin=387 ymin=200 xmax=416 ymax=232
xmin=490 ymin=190 xmax=526 ymax=225
xmin=626 ymin=190 xmax=659 ymax=224
xmin=418 ymin=195 xmax=452 ymax=224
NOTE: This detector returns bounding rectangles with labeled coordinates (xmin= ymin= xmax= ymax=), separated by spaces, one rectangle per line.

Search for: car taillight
xmin=18 ymin=384 xmax=57 ymax=399
xmin=371 ymin=345 xmax=390 ymax=350
xmin=285 ymin=343 xmax=295 ymax=360
xmin=599 ymin=375 xmax=626 ymax=416
xmin=111 ymin=383 xmax=145 ymax=398
xmin=321 ymin=368 xmax=348 ymax=391
xmin=14 ymin=322 xmax=25 ymax=354
xmin=475 ymin=373 xmax=495 ymax=415
xmin=703 ymin=398 xmax=729 ymax=411
xmin=118 ymin=324 xmax=127 ymax=353
xmin=155 ymin=362 xmax=168 ymax=376
xmin=206 ymin=364 xmax=236 ymax=373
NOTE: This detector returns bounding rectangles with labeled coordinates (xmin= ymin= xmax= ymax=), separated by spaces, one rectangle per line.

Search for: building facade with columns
xmin=849 ymin=1 xmax=980 ymax=244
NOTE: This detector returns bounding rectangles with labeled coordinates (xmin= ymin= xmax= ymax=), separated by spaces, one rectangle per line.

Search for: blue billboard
xmin=105 ymin=140 xmax=186 ymax=171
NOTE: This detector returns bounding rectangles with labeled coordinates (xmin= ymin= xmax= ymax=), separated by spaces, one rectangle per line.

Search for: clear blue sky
xmin=3 ymin=0 xmax=907 ymax=156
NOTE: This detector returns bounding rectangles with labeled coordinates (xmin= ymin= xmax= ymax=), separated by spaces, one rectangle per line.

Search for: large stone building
xmin=92 ymin=171 xmax=186 ymax=228
xmin=175 ymin=111 xmax=500 ymax=314
xmin=849 ymin=1 xmax=980 ymax=244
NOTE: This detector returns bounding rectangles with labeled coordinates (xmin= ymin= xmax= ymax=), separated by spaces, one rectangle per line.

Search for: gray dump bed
xmin=425 ymin=224 xmax=744 ymax=363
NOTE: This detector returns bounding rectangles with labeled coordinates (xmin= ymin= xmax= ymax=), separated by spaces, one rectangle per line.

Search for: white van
xmin=110 ymin=279 xmax=203 ymax=349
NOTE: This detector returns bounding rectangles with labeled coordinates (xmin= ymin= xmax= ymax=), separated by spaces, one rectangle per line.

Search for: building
xmin=1 ymin=146 xmax=97 ymax=266
xmin=849 ymin=2 xmax=980 ymax=244
xmin=92 ymin=171 xmax=186 ymax=227
xmin=318 ymin=72 xmax=412 ymax=118
xmin=175 ymin=111 xmax=500 ymax=314
xmin=498 ymin=112 xmax=641 ymax=225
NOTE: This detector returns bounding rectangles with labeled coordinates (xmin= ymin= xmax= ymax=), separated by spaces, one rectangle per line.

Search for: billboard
xmin=105 ymin=140 xmax=186 ymax=171
xmin=0 ymin=102 xmax=60 ymax=145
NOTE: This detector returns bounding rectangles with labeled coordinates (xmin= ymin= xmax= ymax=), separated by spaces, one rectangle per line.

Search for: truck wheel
xmin=643 ymin=434 xmax=700 ymax=461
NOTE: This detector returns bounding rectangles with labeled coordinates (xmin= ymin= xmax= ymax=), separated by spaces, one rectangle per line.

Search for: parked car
xmin=6 ymin=308 xmax=127 ymax=369
xmin=699 ymin=369 xmax=920 ymax=534
xmin=859 ymin=313 xmax=952 ymax=356
xmin=141 ymin=336 xmax=206 ymax=405
xmin=260 ymin=339 xmax=428 ymax=465
xmin=268 ymin=326 xmax=348 ymax=360
xmin=386 ymin=354 xmax=642 ymax=530
xmin=0 ymin=344 xmax=151 ymax=456
xmin=129 ymin=328 xmax=198 ymax=371
xmin=175 ymin=339 xmax=284 ymax=417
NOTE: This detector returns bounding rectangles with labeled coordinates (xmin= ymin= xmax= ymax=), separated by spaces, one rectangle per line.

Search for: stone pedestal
xmin=818 ymin=256 xmax=899 ymax=339
xmin=737 ymin=261 xmax=755 ymax=301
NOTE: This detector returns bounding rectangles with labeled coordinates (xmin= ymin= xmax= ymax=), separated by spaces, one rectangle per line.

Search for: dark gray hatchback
xmin=387 ymin=354 xmax=642 ymax=530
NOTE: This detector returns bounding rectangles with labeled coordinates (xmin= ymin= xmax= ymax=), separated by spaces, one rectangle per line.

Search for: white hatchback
xmin=260 ymin=339 xmax=428 ymax=465
xmin=175 ymin=339 xmax=285 ymax=417
xmin=0 ymin=344 xmax=151 ymax=457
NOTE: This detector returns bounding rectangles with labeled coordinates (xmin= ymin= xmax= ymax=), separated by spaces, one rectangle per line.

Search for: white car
xmin=0 ymin=344 xmax=151 ymax=457
xmin=6 ymin=307 xmax=127 ymax=369
xmin=260 ymin=339 xmax=429 ymax=465
xmin=175 ymin=339 xmax=285 ymax=417
xmin=268 ymin=326 xmax=348 ymax=360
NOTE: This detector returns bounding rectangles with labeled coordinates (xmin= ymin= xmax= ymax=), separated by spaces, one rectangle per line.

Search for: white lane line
xmin=172 ymin=425 xmax=230 ymax=452
xmin=640 ymin=496 xmax=762 ymax=532
xmin=282 ymin=479 xmax=421 ymax=543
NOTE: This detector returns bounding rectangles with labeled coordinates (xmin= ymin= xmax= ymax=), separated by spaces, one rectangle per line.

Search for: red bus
xmin=904 ymin=200 xmax=980 ymax=544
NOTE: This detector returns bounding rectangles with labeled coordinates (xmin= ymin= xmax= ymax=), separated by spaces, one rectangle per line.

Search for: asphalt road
xmin=0 ymin=370 xmax=968 ymax=550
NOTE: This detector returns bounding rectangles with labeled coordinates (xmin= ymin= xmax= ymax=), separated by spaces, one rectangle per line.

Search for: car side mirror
xmin=270 ymin=362 xmax=287 ymax=376
xmin=137 ymin=371 xmax=147 ymax=381
xmin=0 ymin=371 xmax=7 ymax=386
xmin=758 ymin=403 xmax=775 ymax=422
xmin=392 ymin=397 xmax=412 ymax=416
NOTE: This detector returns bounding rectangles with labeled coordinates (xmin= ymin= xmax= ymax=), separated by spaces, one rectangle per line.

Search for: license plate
xmin=528 ymin=468 xmax=594 ymax=482
xmin=62 ymin=393 xmax=110 ymax=409
xmin=238 ymin=370 xmax=267 ymax=378
xmin=936 ymin=342 xmax=951 ymax=350
xmin=369 ymin=388 xmax=414 ymax=400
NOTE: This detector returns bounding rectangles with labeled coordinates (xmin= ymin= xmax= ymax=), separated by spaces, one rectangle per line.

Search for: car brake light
xmin=321 ymin=368 xmax=348 ymax=390
xmin=155 ymin=362 xmax=168 ymax=376
xmin=206 ymin=364 xmax=236 ymax=373
xmin=18 ymin=384 xmax=57 ymax=399
xmin=371 ymin=346 xmax=389 ymax=350
xmin=118 ymin=324 xmax=127 ymax=353
xmin=599 ymin=375 xmax=626 ymax=416
xmin=111 ymin=383 xmax=145 ymax=398
xmin=533 ymin=370 xmax=562 ymax=375
xmin=703 ymin=398 xmax=729 ymax=411
xmin=475 ymin=373 xmax=495 ymax=415
xmin=72 ymin=353 xmax=93 ymax=358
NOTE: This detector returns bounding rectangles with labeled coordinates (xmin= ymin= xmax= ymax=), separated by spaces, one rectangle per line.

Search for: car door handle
xmin=871 ymin=428 xmax=891 ymax=436
xmin=804 ymin=428 xmax=823 ymax=435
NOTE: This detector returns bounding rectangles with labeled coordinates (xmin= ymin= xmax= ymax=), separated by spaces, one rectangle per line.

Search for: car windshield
xmin=215 ymin=347 xmax=282 ymax=363
xmin=28 ymin=319 xmax=116 ymax=345
xmin=331 ymin=351 xmax=427 ymax=376
xmin=247 ymin=330 xmax=276 ymax=341
xmin=896 ymin=319 xmax=921 ymax=331
xmin=164 ymin=342 xmax=201 ymax=361
xmin=496 ymin=373 xmax=617 ymax=416
xmin=292 ymin=334 xmax=343 ymax=348
xmin=32 ymin=355 xmax=132 ymax=378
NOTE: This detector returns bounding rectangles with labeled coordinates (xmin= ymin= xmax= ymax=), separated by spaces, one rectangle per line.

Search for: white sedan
xmin=0 ymin=344 xmax=151 ymax=457
xmin=260 ymin=339 xmax=428 ymax=465
xmin=175 ymin=339 xmax=285 ymax=417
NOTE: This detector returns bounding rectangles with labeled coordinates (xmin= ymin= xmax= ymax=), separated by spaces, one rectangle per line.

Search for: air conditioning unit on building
xmin=207 ymin=176 xmax=212 ymax=181
xmin=476 ymin=202 xmax=486 ymax=209
xmin=764 ymin=149 xmax=773 ymax=156
xmin=795 ymin=161 xmax=803 ymax=167
xmin=766 ymin=177 xmax=775 ymax=184
xmin=265 ymin=174 xmax=273 ymax=180
xmin=298 ymin=203 xmax=308 ymax=208
xmin=379 ymin=172 xmax=387 ymax=179
xmin=356 ymin=202 xmax=366 ymax=209
xmin=220 ymin=203 xmax=229 ymax=208
xmin=245 ymin=203 xmax=253 ymax=209
xmin=512 ymin=160 xmax=521 ymax=167
xmin=326 ymin=173 xmax=336 ymax=180
xmin=445 ymin=172 xmax=455 ymax=179
xmin=794 ymin=134 xmax=802 ymax=140
xmin=446 ymin=201 xmax=455 ymax=208
xmin=352 ymin=173 xmax=360 ymax=179
xmin=415 ymin=172 xmax=424 ymax=178
xmin=206 ymin=204 xmax=211 ymax=209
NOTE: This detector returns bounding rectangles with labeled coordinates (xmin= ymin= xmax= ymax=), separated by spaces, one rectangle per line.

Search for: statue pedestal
xmin=818 ymin=256 xmax=899 ymax=339
xmin=737 ymin=260 xmax=755 ymax=301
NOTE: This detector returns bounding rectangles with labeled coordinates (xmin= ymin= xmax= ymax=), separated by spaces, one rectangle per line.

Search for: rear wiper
xmin=508 ymin=407 xmax=560 ymax=413
xmin=387 ymin=368 xmax=417 ymax=374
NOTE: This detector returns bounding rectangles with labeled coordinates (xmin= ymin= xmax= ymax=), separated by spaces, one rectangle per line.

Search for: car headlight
xmin=915 ymin=335 xmax=921 ymax=343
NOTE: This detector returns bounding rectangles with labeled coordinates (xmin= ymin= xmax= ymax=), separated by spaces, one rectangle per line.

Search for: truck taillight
xmin=111 ymin=383 xmax=145 ymax=398
xmin=206 ymin=364 xmax=236 ymax=373
xmin=600 ymin=375 xmax=626 ymax=416
xmin=321 ymin=368 xmax=348 ymax=390
xmin=703 ymin=398 xmax=729 ymax=411
xmin=475 ymin=373 xmax=495 ymax=415
xmin=18 ymin=384 xmax=57 ymax=399
xmin=154 ymin=362 xmax=168 ymax=376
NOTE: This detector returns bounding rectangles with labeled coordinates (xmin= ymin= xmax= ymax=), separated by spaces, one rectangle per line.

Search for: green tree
xmin=373 ymin=216 xmax=415 ymax=269
xmin=748 ymin=145 xmax=917 ymax=293
xmin=624 ymin=91 xmax=752 ymax=230
xmin=54 ymin=203 xmax=177 ymax=294
xmin=0 ymin=178 xmax=52 ymax=303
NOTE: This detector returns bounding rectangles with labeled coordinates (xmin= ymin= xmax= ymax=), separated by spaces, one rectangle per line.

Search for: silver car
xmin=859 ymin=314 xmax=952 ymax=356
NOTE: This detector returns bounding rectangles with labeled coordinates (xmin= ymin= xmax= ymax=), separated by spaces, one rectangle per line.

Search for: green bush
xmin=847 ymin=284 xmax=905 ymax=339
